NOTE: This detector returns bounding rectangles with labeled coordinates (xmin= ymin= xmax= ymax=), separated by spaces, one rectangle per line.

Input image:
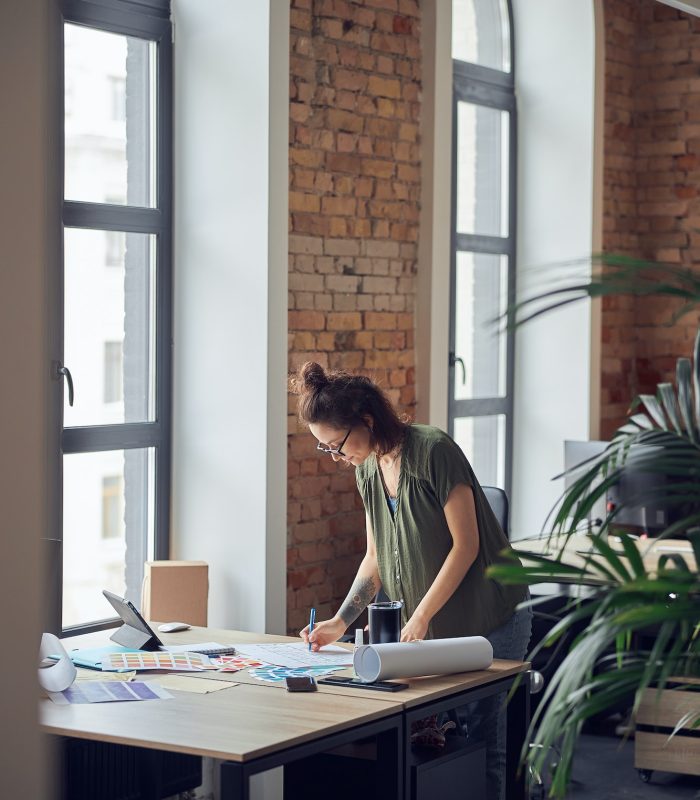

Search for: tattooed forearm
xmin=338 ymin=575 xmax=379 ymax=626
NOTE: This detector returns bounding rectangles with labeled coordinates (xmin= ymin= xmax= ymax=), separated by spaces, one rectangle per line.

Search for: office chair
xmin=482 ymin=485 xmax=509 ymax=540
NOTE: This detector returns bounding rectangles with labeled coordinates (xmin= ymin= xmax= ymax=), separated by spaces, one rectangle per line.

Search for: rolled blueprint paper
xmin=38 ymin=632 xmax=77 ymax=693
xmin=353 ymin=636 xmax=493 ymax=683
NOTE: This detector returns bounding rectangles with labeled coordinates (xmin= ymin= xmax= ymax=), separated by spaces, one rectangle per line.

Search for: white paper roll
xmin=38 ymin=632 xmax=77 ymax=693
xmin=353 ymin=636 xmax=493 ymax=683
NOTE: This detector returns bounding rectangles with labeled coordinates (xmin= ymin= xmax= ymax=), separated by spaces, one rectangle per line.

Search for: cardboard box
xmin=141 ymin=561 xmax=208 ymax=626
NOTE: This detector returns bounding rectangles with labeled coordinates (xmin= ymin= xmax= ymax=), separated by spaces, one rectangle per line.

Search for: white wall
xmin=0 ymin=0 xmax=54 ymax=795
xmin=511 ymin=0 xmax=597 ymax=537
xmin=171 ymin=0 xmax=288 ymax=634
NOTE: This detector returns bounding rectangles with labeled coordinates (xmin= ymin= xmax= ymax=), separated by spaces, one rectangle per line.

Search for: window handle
xmin=55 ymin=362 xmax=75 ymax=406
xmin=449 ymin=352 xmax=467 ymax=386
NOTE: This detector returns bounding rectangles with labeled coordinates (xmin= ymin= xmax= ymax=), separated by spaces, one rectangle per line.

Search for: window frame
xmin=57 ymin=0 xmax=172 ymax=637
xmin=448 ymin=0 xmax=517 ymax=499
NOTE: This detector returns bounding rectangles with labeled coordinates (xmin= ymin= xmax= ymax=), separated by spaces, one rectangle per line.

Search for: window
xmin=59 ymin=0 xmax=172 ymax=633
xmin=449 ymin=0 xmax=516 ymax=495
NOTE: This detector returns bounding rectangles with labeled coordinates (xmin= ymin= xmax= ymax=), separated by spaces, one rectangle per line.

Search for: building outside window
xmin=102 ymin=475 xmax=125 ymax=539
xmin=109 ymin=75 xmax=126 ymax=122
xmin=103 ymin=340 xmax=123 ymax=403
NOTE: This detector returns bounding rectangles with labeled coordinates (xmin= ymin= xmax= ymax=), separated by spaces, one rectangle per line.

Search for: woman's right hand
xmin=300 ymin=615 xmax=347 ymax=651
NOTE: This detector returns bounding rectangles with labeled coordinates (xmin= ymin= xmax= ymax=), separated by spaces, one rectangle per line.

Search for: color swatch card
xmin=102 ymin=651 xmax=209 ymax=672
xmin=249 ymin=665 xmax=345 ymax=683
xmin=49 ymin=681 xmax=173 ymax=705
xmin=209 ymin=655 xmax=265 ymax=673
xmin=233 ymin=642 xmax=354 ymax=668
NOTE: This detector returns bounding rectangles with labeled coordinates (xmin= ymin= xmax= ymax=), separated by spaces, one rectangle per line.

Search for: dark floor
xmin=560 ymin=732 xmax=700 ymax=799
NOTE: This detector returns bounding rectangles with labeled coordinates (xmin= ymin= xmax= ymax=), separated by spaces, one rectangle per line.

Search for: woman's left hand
xmin=401 ymin=613 xmax=429 ymax=642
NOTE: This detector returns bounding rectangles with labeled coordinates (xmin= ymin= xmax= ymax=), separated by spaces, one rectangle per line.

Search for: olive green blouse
xmin=355 ymin=424 xmax=526 ymax=639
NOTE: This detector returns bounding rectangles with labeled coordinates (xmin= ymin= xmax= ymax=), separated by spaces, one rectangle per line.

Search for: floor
xmin=560 ymin=733 xmax=700 ymax=799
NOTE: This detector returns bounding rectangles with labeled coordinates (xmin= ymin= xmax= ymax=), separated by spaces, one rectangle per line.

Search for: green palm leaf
xmin=639 ymin=394 xmax=668 ymax=430
xmin=659 ymin=383 xmax=682 ymax=434
xmin=677 ymin=358 xmax=698 ymax=442
xmin=494 ymin=256 xmax=700 ymax=796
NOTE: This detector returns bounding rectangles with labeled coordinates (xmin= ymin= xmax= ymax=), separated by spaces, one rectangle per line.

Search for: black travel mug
xmin=368 ymin=600 xmax=403 ymax=644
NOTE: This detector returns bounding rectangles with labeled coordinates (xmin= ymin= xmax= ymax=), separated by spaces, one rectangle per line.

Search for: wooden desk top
xmin=52 ymin=626 xmax=529 ymax=707
xmin=41 ymin=678 xmax=399 ymax=762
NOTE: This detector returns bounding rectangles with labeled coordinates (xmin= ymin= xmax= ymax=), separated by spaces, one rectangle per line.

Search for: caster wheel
xmin=638 ymin=769 xmax=653 ymax=783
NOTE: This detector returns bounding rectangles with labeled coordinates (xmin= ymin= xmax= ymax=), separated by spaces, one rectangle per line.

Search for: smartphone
xmin=285 ymin=676 xmax=318 ymax=692
xmin=317 ymin=676 xmax=408 ymax=692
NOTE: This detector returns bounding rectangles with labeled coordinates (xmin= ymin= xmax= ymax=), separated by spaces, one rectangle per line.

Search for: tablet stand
xmin=110 ymin=623 xmax=160 ymax=651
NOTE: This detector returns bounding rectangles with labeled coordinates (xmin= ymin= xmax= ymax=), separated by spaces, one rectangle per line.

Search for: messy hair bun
xmin=300 ymin=361 xmax=328 ymax=393
xmin=290 ymin=361 xmax=406 ymax=457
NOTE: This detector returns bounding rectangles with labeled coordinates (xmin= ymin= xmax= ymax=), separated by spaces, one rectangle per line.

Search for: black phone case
xmin=317 ymin=677 xmax=408 ymax=692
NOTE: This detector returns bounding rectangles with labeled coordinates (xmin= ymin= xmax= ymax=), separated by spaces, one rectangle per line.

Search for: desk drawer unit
xmin=411 ymin=739 xmax=486 ymax=800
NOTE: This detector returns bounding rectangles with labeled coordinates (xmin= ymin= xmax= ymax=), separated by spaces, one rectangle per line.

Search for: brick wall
xmin=601 ymin=0 xmax=700 ymax=438
xmin=287 ymin=0 xmax=421 ymax=634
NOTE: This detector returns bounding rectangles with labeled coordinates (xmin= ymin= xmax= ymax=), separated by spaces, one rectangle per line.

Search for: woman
xmin=293 ymin=361 xmax=531 ymax=800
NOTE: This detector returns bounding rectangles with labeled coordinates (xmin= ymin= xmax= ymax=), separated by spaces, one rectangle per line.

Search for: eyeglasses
xmin=316 ymin=428 xmax=352 ymax=457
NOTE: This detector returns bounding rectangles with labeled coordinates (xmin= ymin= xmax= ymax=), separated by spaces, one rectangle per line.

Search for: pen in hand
xmin=308 ymin=607 xmax=316 ymax=652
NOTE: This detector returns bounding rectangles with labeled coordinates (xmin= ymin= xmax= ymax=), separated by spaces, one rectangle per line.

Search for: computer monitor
xmin=565 ymin=440 xmax=695 ymax=537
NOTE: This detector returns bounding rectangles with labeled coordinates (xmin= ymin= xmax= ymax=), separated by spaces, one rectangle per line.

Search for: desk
xmin=41 ymin=627 xmax=530 ymax=800
xmin=513 ymin=533 xmax=696 ymax=578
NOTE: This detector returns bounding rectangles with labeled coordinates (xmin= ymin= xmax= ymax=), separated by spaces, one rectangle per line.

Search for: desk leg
xmin=375 ymin=722 xmax=403 ymax=800
xmin=506 ymin=679 xmax=530 ymax=800
xmin=220 ymin=761 xmax=249 ymax=800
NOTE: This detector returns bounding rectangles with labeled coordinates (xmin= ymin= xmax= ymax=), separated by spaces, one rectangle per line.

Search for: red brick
xmin=321 ymin=196 xmax=356 ymax=216
xmin=327 ymin=312 xmax=362 ymax=331
xmin=289 ymin=310 xmax=326 ymax=331
xmin=327 ymin=109 xmax=364 ymax=133
xmin=326 ymin=153 xmax=361 ymax=173
xmin=364 ymin=312 xmax=397 ymax=330
xmin=392 ymin=15 xmax=412 ymax=34
xmin=367 ymin=75 xmax=401 ymax=99
xmin=361 ymin=158 xmax=395 ymax=178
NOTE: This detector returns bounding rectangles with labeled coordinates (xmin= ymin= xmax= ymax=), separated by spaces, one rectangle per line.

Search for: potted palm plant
xmin=488 ymin=255 xmax=700 ymax=797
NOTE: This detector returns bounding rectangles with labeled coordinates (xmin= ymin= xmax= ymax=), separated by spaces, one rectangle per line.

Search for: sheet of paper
xmin=48 ymin=681 xmax=173 ymax=705
xmin=76 ymin=667 xmax=136 ymax=682
xmin=233 ymin=642 xmax=354 ymax=668
xmin=102 ymin=652 xmax=209 ymax=672
xmin=156 ymin=675 xmax=238 ymax=694
xmin=161 ymin=642 xmax=231 ymax=654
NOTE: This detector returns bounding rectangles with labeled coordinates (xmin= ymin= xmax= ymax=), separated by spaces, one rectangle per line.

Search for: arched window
xmin=449 ymin=0 xmax=516 ymax=494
